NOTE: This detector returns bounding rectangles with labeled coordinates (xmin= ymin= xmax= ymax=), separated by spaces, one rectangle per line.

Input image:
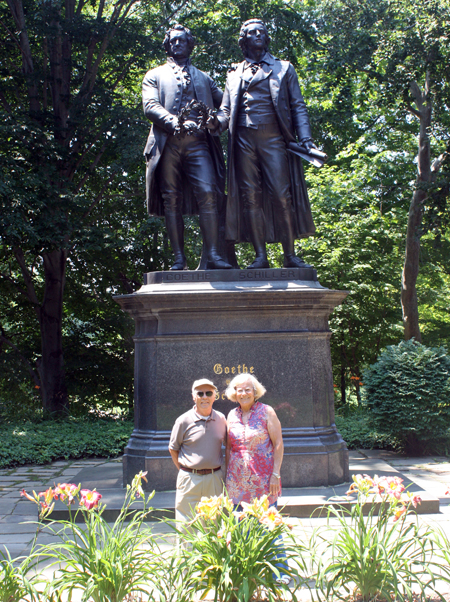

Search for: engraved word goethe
xmin=214 ymin=364 xmax=256 ymax=399
xmin=213 ymin=363 xmax=255 ymax=375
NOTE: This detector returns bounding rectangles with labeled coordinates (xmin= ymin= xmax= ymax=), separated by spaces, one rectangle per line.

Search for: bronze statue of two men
xmin=142 ymin=19 xmax=317 ymax=271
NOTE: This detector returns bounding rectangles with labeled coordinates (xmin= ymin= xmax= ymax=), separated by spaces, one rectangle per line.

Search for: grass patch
xmin=0 ymin=418 xmax=133 ymax=469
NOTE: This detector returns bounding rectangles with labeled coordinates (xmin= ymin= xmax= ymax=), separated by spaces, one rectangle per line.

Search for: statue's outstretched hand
xmin=205 ymin=114 xmax=219 ymax=130
xmin=183 ymin=120 xmax=200 ymax=134
xmin=302 ymin=139 xmax=318 ymax=153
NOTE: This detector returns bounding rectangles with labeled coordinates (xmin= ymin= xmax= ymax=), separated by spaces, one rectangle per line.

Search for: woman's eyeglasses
xmin=195 ymin=391 xmax=214 ymax=397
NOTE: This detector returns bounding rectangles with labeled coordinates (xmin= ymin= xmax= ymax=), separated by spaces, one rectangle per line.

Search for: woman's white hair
xmin=225 ymin=373 xmax=266 ymax=402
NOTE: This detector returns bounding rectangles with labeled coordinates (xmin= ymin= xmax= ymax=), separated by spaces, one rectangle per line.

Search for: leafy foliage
xmin=313 ymin=474 xmax=438 ymax=602
xmin=177 ymin=494 xmax=307 ymax=602
xmin=301 ymin=158 xmax=406 ymax=402
xmin=1 ymin=0 xmax=450 ymax=417
xmin=0 ymin=418 xmax=133 ymax=468
xmin=11 ymin=483 xmax=450 ymax=602
xmin=362 ymin=339 xmax=450 ymax=454
xmin=41 ymin=475 xmax=157 ymax=602
xmin=0 ymin=548 xmax=40 ymax=602
xmin=335 ymin=410 xmax=398 ymax=451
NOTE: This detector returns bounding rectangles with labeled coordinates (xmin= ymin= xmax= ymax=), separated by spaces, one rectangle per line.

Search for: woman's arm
xmin=267 ymin=406 xmax=284 ymax=497
xmin=224 ymin=417 xmax=232 ymax=480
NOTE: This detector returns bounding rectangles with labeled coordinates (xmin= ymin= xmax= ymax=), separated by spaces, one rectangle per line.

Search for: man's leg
xmin=157 ymin=138 xmax=187 ymax=270
xmin=175 ymin=469 xmax=224 ymax=522
xmin=183 ymin=136 xmax=231 ymax=270
xmin=200 ymin=469 xmax=224 ymax=498
xmin=175 ymin=470 xmax=202 ymax=522
xmin=175 ymin=470 xmax=224 ymax=550
xmin=234 ymin=127 xmax=270 ymax=269
xmin=255 ymin=125 xmax=311 ymax=269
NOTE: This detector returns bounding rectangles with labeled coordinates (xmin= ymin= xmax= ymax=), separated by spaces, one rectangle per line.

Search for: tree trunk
xmin=404 ymin=432 xmax=423 ymax=456
xmin=401 ymin=79 xmax=432 ymax=342
xmin=401 ymin=192 xmax=423 ymax=342
xmin=340 ymin=360 xmax=346 ymax=405
xmin=355 ymin=379 xmax=361 ymax=404
xmin=38 ymin=249 xmax=69 ymax=415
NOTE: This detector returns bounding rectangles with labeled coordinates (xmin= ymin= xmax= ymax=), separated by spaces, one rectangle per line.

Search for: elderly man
xmin=216 ymin=19 xmax=317 ymax=269
xmin=142 ymin=24 xmax=231 ymax=270
xmin=169 ymin=378 xmax=226 ymax=521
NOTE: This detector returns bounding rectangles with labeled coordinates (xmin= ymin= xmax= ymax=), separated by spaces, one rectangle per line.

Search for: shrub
xmin=335 ymin=409 xmax=399 ymax=450
xmin=362 ymin=339 xmax=450 ymax=454
xmin=0 ymin=418 xmax=133 ymax=468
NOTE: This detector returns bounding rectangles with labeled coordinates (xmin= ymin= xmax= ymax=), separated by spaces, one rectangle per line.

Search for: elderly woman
xmin=225 ymin=373 xmax=283 ymax=506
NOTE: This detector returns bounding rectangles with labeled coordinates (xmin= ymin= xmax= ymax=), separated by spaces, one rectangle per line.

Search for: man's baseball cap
xmin=192 ymin=378 xmax=217 ymax=391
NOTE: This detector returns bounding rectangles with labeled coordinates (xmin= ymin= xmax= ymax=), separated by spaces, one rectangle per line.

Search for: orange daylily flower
xmin=80 ymin=489 xmax=102 ymax=510
xmin=259 ymin=506 xmax=284 ymax=531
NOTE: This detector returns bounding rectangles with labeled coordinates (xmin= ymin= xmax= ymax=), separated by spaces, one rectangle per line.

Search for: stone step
xmin=42 ymin=457 xmax=439 ymax=522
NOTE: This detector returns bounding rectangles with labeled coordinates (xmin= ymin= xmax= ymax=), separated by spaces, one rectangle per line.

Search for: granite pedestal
xmin=114 ymin=268 xmax=349 ymax=491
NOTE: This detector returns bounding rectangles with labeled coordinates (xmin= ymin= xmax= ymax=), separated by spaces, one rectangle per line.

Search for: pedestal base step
xmin=47 ymin=455 xmax=439 ymax=522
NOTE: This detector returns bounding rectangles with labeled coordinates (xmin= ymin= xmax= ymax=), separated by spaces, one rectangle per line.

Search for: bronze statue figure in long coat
xmin=217 ymin=19 xmax=316 ymax=269
xmin=142 ymin=24 xmax=231 ymax=270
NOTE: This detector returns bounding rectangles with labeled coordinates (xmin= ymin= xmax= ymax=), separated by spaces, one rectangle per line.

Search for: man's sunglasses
xmin=195 ymin=391 xmax=214 ymax=397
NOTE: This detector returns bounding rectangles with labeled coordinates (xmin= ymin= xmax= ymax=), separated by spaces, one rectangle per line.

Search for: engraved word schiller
xmin=143 ymin=267 xmax=316 ymax=285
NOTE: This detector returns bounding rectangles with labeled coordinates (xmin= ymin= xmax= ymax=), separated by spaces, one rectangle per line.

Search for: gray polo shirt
xmin=169 ymin=407 xmax=227 ymax=470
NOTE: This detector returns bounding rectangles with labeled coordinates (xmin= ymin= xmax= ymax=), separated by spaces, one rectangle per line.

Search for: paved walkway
xmin=0 ymin=458 xmax=120 ymax=559
xmin=1 ymin=451 xmax=450 ymax=560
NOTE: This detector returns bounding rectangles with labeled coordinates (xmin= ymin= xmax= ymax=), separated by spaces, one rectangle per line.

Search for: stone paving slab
xmin=0 ymin=501 xmax=20 ymax=514
xmin=0 ymin=544 xmax=30 ymax=557
xmin=0 ymin=522 xmax=39 ymax=534
xmin=2 ymin=514 xmax=37 ymax=523
xmin=0 ymin=534 xmax=36 ymax=545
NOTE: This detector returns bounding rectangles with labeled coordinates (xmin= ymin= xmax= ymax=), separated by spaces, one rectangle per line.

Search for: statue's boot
xmin=280 ymin=208 xmax=313 ymax=269
xmin=199 ymin=211 xmax=232 ymax=270
xmin=283 ymin=254 xmax=312 ymax=269
xmin=247 ymin=208 xmax=270 ymax=269
xmin=165 ymin=212 xmax=187 ymax=270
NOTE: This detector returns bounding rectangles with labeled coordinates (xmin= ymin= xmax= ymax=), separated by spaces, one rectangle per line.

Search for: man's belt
xmin=179 ymin=465 xmax=221 ymax=475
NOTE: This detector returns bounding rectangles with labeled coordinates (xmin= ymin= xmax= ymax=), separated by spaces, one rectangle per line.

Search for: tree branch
xmin=76 ymin=0 xmax=86 ymax=16
xmin=81 ymin=175 xmax=114 ymax=221
xmin=43 ymin=36 xmax=48 ymax=111
xmin=430 ymin=152 xmax=447 ymax=182
xmin=0 ymin=270 xmax=28 ymax=298
xmin=65 ymin=0 xmax=76 ymax=21
xmin=69 ymin=129 xmax=106 ymax=177
xmin=115 ymin=0 xmax=140 ymax=28
xmin=74 ymin=141 xmax=108 ymax=192
xmin=96 ymin=0 xmax=105 ymax=20
xmin=0 ymin=17 xmax=22 ymax=53
xmin=406 ymin=104 xmax=421 ymax=119
xmin=6 ymin=0 xmax=40 ymax=113
xmin=0 ymin=89 xmax=13 ymax=114
xmin=13 ymin=248 xmax=42 ymax=318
